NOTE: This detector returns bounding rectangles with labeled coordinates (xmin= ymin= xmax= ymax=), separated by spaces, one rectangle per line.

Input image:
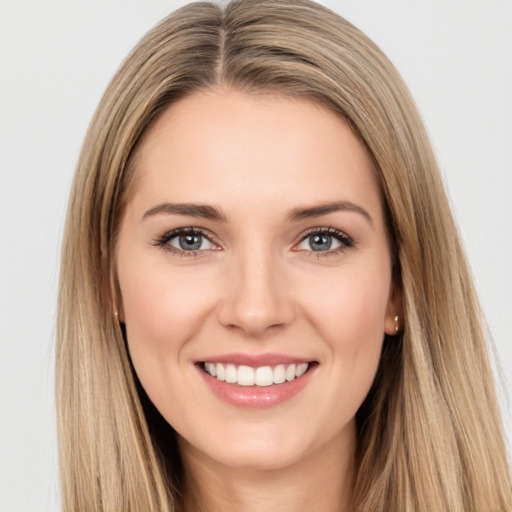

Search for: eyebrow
xmin=142 ymin=200 xmax=372 ymax=225
xmin=286 ymin=200 xmax=373 ymax=225
xmin=142 ymin=202 xmax=228 ymax=222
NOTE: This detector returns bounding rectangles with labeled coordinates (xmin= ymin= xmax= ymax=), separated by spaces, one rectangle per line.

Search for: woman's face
xmin=116 ymin=89 xmax=398 ymax=471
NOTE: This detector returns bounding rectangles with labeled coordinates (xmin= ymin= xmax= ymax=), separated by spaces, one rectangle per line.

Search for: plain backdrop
xmin=1 ymin=1 xmax=511 ymax=510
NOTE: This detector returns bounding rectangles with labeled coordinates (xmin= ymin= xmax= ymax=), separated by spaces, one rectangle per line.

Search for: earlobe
xmin=110 ymin=269 xmax=125 ymax=323
xmin=384 ymin=283 xmax=403 ymax=336
xmin=384 ymin=314 xmax=400 ymax=336
xmin=114 ymin=304 xmax=125 ymax=323
xmin=394 ymin=315 xmax=400 ymax=334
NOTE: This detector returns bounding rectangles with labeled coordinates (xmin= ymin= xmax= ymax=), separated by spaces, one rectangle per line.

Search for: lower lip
xmin=197 ymin=364 xmax=316 ymax=409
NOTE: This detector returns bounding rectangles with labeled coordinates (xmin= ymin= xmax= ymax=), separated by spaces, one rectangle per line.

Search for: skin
xmin=116 ymin=89 xmax=399 ymax=512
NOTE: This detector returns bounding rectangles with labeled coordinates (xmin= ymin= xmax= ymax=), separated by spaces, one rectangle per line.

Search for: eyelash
xmin=152 ymin=226 xmax=355 ymax=258
xmin=295 ymin=226 xmax=355 ymax=258
xmin=153 ymin=227 xmax=217 ymax=257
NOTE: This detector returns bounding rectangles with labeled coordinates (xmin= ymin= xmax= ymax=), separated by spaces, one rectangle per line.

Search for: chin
xmin=178 ymin=424 xmax=313 ymax=472
xmin=211 ymin=444 xmax=306 ymax=472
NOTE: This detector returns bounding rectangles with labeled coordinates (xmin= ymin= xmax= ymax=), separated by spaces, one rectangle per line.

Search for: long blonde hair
xmin=57 ymin=1 xmax=512 ymax=510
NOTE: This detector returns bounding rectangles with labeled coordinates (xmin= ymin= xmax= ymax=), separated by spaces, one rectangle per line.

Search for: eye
xmin=299 ymin=233 xmax=341 ymax=252
xmin=295 ymin=227 xmax=354 ymax=254
xmin=169 ymin=232 xmax=212 ymax=251
xmin=154 ymin=228 xmax=218 ymax=255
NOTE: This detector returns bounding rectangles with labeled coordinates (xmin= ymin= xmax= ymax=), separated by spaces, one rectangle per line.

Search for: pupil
xmin=310 ymin=234 xmax=332 ymax=251
xmin=179 ymin=233 xmax=202 ymax=250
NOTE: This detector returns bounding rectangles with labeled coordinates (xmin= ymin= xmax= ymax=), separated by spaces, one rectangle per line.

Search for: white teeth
xmin=205 ymin=362 xmax=216 ymax=377
xmin=255 ymin=366 xmax=273 ymax=387
xmin=273 ymin=364 xmax=286 ymax=384
xmin=215 ymin=363 xmax=225 ymax=381
xmin=225 ymin=364 xmax=237 ymax=383
xmin=238 ymin=365 xmax=255 ymax=386
xmin=285 ymin=364 xmax=296 ymax=382
xmin=296 ymin=363 xmax=308 ymax=377
xmin=204 ymin=362 xmax=310 ymax=387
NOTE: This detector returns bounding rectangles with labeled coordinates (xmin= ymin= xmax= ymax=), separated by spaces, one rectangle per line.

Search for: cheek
xmin=304 ymin=264 xmax=390 ymax=376
xmin=117 ymin=252 xmax=213 ymax=392
xmin=119 ymin=256 xmax=213 ymax=344
xmin=117 ymin=267 xmax=207 ymax=424
xmin=310 ymin=262 xmax=389 ymax=323
xmin=299 ymin=268 xmax=389 ymax=430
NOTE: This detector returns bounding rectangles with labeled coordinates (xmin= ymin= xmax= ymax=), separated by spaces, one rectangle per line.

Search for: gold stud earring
xmin=394 ymin=315 xmax=399 ymax=334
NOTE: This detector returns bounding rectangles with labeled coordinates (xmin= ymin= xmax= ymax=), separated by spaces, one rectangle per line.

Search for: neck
xmin=178 ymin=425 xmax=355 ymax=512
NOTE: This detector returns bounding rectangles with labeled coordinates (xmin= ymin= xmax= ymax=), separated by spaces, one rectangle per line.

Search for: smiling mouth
xmin=201 ymin=362 xmax=313 ymax=387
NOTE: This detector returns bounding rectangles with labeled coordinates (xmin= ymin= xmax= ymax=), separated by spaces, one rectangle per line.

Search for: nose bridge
xmin=218 ymin=242 xmax=294 ymax=336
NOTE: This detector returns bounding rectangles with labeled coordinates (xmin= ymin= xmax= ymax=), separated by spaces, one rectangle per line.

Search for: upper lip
xmin=197 ymin=353 xmax=314 ymax=367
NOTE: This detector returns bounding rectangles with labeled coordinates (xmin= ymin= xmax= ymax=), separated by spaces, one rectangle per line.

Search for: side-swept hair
xmin=57 ymin=1 xmax=512 ymax=510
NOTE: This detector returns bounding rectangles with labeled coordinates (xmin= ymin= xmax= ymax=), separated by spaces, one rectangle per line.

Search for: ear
xmin=117 ymin=302 xmax=125 ymax=323
xmin=384 ymin=281 xmax=403 ymax=336
xmin=112 ymin=283 xmax=125 ymax=323
xmin=109 ymin=265 xmax=125 ymax=323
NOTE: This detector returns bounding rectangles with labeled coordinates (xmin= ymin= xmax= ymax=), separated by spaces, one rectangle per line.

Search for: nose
xmin=217 ymin=250 xmax=295 ymax=338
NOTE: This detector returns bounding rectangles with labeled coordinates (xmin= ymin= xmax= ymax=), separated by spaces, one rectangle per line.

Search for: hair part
xmin=57 ymin=1 xmax=512 ymax=510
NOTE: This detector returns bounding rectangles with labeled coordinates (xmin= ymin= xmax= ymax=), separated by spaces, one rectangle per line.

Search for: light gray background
xmin=1 ymin=1 xmax=511 ymax=510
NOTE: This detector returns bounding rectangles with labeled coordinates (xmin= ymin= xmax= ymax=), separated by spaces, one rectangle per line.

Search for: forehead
xmin=128 ymin=89 xmax=383 ymax=223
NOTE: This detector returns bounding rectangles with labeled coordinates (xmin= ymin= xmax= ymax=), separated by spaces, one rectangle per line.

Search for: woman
xmin=56 ymin=0 xmax=512 ymax=510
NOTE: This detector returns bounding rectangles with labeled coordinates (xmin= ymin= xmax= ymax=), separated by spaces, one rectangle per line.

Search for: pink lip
xmin=196 ymin=355 xmax=317 ymax=409
xmin=197 ymin=352 xmax=312 ymax=367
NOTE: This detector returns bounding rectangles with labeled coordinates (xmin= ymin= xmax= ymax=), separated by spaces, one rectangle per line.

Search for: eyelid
xmin=153 ymin=226 xmax=221 ymax=255
xmin=152 ymin=225 xmax=355 ymax=257
xmin=292 ymin=226 xmax=355 ymax=255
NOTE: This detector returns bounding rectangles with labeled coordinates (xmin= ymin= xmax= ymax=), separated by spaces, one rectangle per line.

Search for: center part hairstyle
xmin=57 ymin=1 xmax=512 ymax=511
